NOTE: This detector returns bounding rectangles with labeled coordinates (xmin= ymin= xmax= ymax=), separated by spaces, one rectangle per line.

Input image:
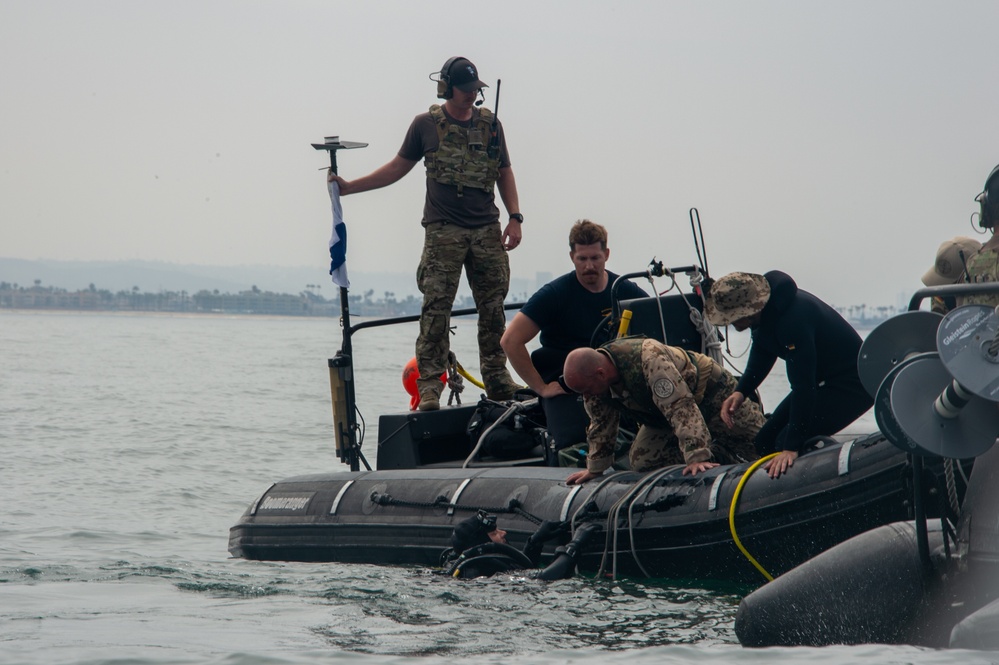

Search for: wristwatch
xmin=509 ymin=213 xmax=524 ymax=224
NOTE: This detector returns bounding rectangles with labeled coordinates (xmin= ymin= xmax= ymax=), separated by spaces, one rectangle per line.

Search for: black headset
xmin=436 ymin=56 xmax=465 ymax=100
xmin=978 ymin=163 xmax=999 ymax=229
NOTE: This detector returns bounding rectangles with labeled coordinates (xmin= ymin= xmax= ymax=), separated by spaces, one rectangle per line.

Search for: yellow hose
xmin=728 ymin=452 xmax=780 ymax=582
xmin=455 ymin=362 xmax=486 ymax=389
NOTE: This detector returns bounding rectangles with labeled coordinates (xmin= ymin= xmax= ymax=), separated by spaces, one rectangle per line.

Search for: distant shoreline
xmin=0 ymin=303 xmax=894 ymax=331
xmin=0 ymin=308 xmax=339 ymax=322
xmin=0 ymin=282 xmax=431 ymax=318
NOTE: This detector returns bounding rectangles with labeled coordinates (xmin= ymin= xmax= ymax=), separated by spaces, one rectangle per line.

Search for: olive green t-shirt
xmin=398 ymin=107 xmax=512 ymax=228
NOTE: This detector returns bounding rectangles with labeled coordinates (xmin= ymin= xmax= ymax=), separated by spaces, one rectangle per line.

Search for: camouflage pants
xmin=629 ymin=369 xmax=765 ymax=472
xmin=415 ymin=221 xmax=515 ymax=398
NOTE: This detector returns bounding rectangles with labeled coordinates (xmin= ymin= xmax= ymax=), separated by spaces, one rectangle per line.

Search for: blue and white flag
xmin=327 ymin=180 xmax=349 ymax=289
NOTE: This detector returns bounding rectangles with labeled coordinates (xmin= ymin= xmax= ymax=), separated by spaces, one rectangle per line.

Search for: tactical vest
xmin=424 ymin=104 xmax=501 ymax=196
xmin=599 ymin=338 xmax=714 ymax=429
xmin=964 ymin=248 xmax=999 ymax=307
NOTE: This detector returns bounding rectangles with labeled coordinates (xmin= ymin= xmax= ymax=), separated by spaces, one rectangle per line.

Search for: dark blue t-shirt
xmin=521 ymin=271 xmax=648 ymax=381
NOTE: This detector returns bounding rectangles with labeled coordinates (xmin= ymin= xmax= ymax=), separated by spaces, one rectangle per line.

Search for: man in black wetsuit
xmin=703 ymin=271 xmax=873 ymax=479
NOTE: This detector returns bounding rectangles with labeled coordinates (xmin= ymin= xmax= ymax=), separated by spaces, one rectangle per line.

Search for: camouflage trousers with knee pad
xmin=629 ymin=369 xmax=765 ymax=472
xmin=415 ymin=221 xmax=517 ymax=399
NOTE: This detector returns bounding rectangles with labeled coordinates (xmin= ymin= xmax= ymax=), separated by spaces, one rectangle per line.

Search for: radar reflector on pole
xmin=313 ymin=134 xmax=369 ymax=472
xmin=312 ymin=136 xmax=369 ymax=172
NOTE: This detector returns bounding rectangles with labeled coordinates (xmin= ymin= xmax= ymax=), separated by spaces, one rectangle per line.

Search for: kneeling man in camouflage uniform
xmin=563 ymin=337 xmax=765 ymax=484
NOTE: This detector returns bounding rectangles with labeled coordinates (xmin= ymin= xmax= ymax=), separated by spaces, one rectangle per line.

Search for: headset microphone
xmin=474 ymin=90 xmax=485 ymax=107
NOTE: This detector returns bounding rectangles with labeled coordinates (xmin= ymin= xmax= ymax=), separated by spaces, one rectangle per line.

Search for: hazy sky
xmin=3 ymin=1 xmax=997 ymax=308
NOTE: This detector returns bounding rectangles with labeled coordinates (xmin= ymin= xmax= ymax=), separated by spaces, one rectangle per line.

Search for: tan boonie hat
xmin=921 ymin=237 xmax=982 ymax=287
xmin=704 ymin=272 xmax=771 ymax=326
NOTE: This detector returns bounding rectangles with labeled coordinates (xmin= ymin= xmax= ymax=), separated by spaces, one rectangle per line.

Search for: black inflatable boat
xmin=229 ymin=430 xmax=955 ymax=583
xmin=229 ymin=266 xmax=973 ymax=584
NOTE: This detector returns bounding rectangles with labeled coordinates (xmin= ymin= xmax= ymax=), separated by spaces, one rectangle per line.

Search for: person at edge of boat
xmin=703 ymin=271 xmax=874 ymax=480
xmin=327 ymin=56 xmax=522 ymax=412
xmin=439 ymin=510 xmax=602 ymax=580
xmin=561 ymin=337 xmax=765 ymax=485
xmin=499 ymin=219 xmax=648 ymax=463
xmin=920 ymin=237 xmax=982 ymax=315
xmin=965 ymin=163 xmax=999 ymax=309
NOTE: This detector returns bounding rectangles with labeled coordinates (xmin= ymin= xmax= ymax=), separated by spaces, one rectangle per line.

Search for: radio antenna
xmin=689 ymin=207 xmax=710 ymax=277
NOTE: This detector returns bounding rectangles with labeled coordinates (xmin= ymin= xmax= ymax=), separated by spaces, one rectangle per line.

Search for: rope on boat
xmin=369 ymin=470 xmax=688 ymax=571
xmin=444 ymin=352 xmax=521 ymax=406
xmin=571 ymin=461 xmax=807 ymax=581
xmin=940 ymin=456 xmax=969 ymax=561
xmin=444 ymin=352 xmax=467 ymax=406
xmin=642 ymin=269 xmax=723 ymax=365
xmin=729 ymin=452 xmax=780 ymax=582
xmin=442 ymin=351 xmax=503 ymax=406
xmin=580 ymin=453 xmax=803 ymax=581
xmin=944 ymin=458 xmax=960 ymax=518
xmin=989 ymin=305 xmax=999 ymax=356
xmin=614 ymin=466 xmax=690 ymax=579
xmin=955 ymin=454 xmax=971 ymax=486
xmin=368 ymin=491 xmax=545 ymax=526
xmin=568 ymin=473 xmax=637 ymax=579
xmin=578 ymin=467 xmax=691 ymax=580
xmin=682 ymin=271 xmax=724 ymax=364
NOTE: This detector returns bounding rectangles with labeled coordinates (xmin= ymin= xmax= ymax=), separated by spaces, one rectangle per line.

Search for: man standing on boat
xmin=920 ymin=237 xmax=982 ymax=315
xmin=500 ymin=220 xmax=648 ymax=459
xmin=328 ymin=57 xmax=523 ymax=411
xmin=965 ymin=164 xmax=999 ymax=308
xmin=562 ymin=338 xmax=764 ymax=484
xmin=703 ymin=271 xmax=873 ymax=479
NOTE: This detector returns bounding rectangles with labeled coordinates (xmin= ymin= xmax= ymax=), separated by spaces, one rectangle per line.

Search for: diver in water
xmin=440 ymin=510 xmax=601 ymax=580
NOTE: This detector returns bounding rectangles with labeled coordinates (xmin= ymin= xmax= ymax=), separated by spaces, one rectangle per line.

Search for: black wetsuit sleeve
xmin=522 ymin=520 xmax=567 ymax=566
xmin=779 ymin=324 xmax=820 ymax=452
xmin=735 ymin=342 xmax=777 ymax=397
xmin=522 ymin=539 xmax=544 ymax=567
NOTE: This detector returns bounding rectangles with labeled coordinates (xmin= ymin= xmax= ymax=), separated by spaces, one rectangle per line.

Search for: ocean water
xmin=1 ymin=309 xmax=988 ymax=665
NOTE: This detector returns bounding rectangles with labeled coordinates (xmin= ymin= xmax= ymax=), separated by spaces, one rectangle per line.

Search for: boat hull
xmin=229 ymin=433 xmax=951 ymax=583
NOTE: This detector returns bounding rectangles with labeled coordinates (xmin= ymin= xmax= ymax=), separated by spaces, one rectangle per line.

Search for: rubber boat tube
xmin=229 ymin=434 xmax=960 ymax=583
xmin=951 ymin=598 xmax=999 ymax=650
xmin=735 ymin=521 xmax=941 ymax=646
xmin=736 ymin=440 xmax=999 ymax=648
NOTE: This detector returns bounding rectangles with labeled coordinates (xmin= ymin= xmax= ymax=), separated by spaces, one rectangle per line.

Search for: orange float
xmin=402 ymin=357 xmax=446 ymax=410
